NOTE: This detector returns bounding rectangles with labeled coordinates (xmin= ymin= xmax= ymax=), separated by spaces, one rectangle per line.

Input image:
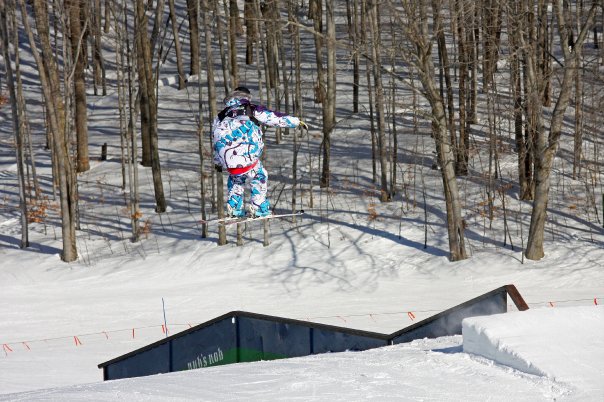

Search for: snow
xmin=464 ymin=306 xmax=604 ymax=398
xmin=1 ymin=2 xmax=604 ymax=401
xmin=0 ymin=240 xmax=602 ymax=401
xmin=0 ymin=335 xmax=576 ymax=402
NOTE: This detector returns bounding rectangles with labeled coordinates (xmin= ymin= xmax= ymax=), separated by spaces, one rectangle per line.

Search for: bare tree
xmin=345 ymin=0 xmax=360 ymax=113
xmin=168 ymin=0 xmax=186 ymax=89
xmin=361 ymin=4 xmax=377 ymax=184
xmin=67 ymin=0 xmax=90 ymax=173
xmin=12 ymin=2 xmax=39 ymax=198
xmin=1 ymin=0 xmax=28 ymax=248
xmin=573 ymin=2 xmax=585 ymax=179
xmin=202 ymin=0 xmax=227 ymax=245
xmin=210 ymin=0 xmax=229 ymax=94
xmin=309 ymin=0 xmax=324 ymax=104
xmin=21 ymin=0 xmax=78 ymax=261
xmin=260 ymin=0 xmax=282 ymax=142
xmin=537 ymin=0 xmax=551 ymax=106
xmin=453 ymin=0 xmax=469 ymax=175
xmin=227 ymin=0 xmax=240 ymax=88
xmin=481 ymin=0 xmax=502 ymax=91
xmin=288 ymin=0 xmax=302 ymax=217
xmin=433 ymin=0 xmax=456 ymax=176
xmin=194 ymin=0 xmax=208 ymax=238
xmin=320 ymin=0 xmax=336 ymax=189
xmin=135 ymin=0 xmax=167 ymax=212
xmin=186 ymin=0 xmax=200 ymax=75
xmin=104 ymin=0 xmax=111 ymax=33
xmin=244 ymin=0 xmax=257 ymax=64
xmin=525 ymin=0 xmax=598 ymax=260
xmin=136 ymin=0 xmax=152 ymax=166
xmin=394 ymin=1 xmax=468 ymax=261
xmin=117 ymin=0 xmax=141 ymax=242
xmin=91 ymin=0 xmax=107 ymax=95
xmin=367 ymin=0 xmax=389 ymax=200
xmin=467 ymin=1 xmax=478 ymax=123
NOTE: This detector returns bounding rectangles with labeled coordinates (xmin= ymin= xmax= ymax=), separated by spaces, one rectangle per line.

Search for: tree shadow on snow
xmin=0 ymin=233 xmax=62 ymax=255
xmin=303 ymin=210 xmax=449 ymax=258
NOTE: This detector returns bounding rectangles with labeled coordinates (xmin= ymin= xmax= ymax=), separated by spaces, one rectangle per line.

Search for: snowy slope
xmin=1 ymin=1 xmax=603 ymax=401
xmin=6 ymin=307 xmax=603 ymax=401
xmin=463 ymin=306 xmax=604 ymax=396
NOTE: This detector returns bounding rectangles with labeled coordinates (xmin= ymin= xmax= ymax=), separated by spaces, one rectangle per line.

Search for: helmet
xmin=224 ymin=86 xmax=252 ymax=105
xmin=234 ymin=86 xmax=251 ymax=94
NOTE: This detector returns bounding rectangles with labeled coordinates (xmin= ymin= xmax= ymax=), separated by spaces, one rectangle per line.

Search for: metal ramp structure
xmin=98 ymin=284 xmax=528 ymax=381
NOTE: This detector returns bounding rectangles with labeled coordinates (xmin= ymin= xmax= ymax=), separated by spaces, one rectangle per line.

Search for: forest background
xmin=1 ymin=0 xmax=603 ymax=263
xmin=1 ymin=0 xmax=604 ymax=397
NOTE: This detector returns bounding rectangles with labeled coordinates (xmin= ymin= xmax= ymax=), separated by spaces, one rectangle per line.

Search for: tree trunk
xmin=482 ymin=0 xmax=501 ymax=91
xmin=14 ymin=3 xmax=39 ymax=198
xmin=309 ymin=0 xmax=327 ymax=184
xmin=433 ymin=0 xmax=456 ymax=176
xmin=289 ymin=0 xmax=302 ymax=218
xmin=245 ymin=0 xmax=256 ymax=64
xmin=67 ymin=0 xmax=90 ymax=173
xmin=261 ymin=0 xmax=282 ymax=142
xmin=367 ymin=0 xmax=389 ymax=201
xmin=572 ymin=46 xmax=583 ymax=179
xmin=508 ymin=0 xmax=529 ymax=201
xmin=214 ymin=0 xmax=230 ymax=94
xmin=117 ymin=0 xmax=140 ymax=241
xmin=202 ymin=0 xmax=227 ymax=245
xmin=538 ymin=0 xmax=551 ymax=106
xmin=1 ymin=0 xmax=29 ymax=248
xmin=467 ymin=2 xmax=477 ymax=123
xmin=135 ymin=1 xmax=153 ymax=166
xmin=168 ymin=0 xmax=186 ymax=89
xmin=103 ymin=0 xmax=111 ymax=33
xmin=135 ymin=0 xmax=166 ymax=212
xmin=521 ymin=2 xmax=539 ymax=201
xmin=346 ymin=0 xmax=360 ymax=113
xmin=389 ymin=21 xmax=397 ymax=199
xmin=405 ymin=1 xmax=467 ymax=261
xmin=367 ymin=64 xmax=377 ymax=184
xmin=320 ymin=0 xmax=336 ymax=189
xmin=227 ymin=0 xmax=239 ymax=88
xmin=23 ymin=0 xmax=78 ymax=261
xmin=310 ymin=0 xmax=325 ymax=107
xmin=278 ymin=0 xmax=289 ymax=140
xmin=525 ymin=0 xmax=597 ymax=260
xmin=253 ymin=0 xmax=269 ymax=104
xmin=190 ymin=0 xmax=208 ymax=238
xmin=92 ymin=0 xmax=107 ymax=96
xmin=186 ymin=0 xmax=200 ymax=75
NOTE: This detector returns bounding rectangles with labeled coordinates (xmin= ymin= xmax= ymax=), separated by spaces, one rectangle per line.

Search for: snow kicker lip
xmin=98 ymin=285 xmax=528 ymax=381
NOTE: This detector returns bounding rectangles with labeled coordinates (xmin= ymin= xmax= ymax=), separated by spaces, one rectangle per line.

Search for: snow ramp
xmin=462 ymin=306 xmax=604 ymax=393
xmin=99 ymin=285 xmax=528 ymax=381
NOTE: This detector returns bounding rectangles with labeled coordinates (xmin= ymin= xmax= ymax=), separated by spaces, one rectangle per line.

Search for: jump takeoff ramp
xmin=98 ymin=285 xmax=528 ymax=381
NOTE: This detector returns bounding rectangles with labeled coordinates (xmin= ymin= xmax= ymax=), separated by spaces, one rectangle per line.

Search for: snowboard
xmin=200 ymin=210 xmax=305 ymax=226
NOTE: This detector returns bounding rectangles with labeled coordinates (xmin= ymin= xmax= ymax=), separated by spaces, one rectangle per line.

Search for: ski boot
xmin=247 ymin=200 xmax=271 ymax=218
xmin=226 ymin=196 xmax=246 ymax=217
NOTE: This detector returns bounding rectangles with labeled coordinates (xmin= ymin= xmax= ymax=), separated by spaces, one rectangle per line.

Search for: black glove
xmin=214 ymin=164 xmax=223 ymax=172
xmin=299 ymin=120 xmax=308 ymax=130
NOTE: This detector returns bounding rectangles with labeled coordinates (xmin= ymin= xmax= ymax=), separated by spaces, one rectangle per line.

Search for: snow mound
xmin=1 ymin=337 xmax=571 ymax=402
xmin=462 ymin=306 xmax=604 ymax=393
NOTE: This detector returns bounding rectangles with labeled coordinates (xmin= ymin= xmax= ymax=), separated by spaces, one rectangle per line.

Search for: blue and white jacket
xmin=212 ymin=98 xmax=300 ymax=173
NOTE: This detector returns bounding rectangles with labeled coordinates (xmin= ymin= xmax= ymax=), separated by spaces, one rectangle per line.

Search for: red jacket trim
xmin=227 ymin=160 xmax=258 ymax=175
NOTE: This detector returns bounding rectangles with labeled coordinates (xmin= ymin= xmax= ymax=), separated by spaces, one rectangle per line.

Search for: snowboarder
xmin=212 ymin=87 xmax=307 ymax=218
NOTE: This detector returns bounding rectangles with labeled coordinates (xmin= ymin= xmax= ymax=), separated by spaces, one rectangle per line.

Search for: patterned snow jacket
xmin=212 ymin=98 xmax=300 ymax=174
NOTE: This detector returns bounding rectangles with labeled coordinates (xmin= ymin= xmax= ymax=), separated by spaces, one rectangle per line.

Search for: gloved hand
xmin=299 ymin=120 xmax=308 ymax=130
xmin=214 ymin=164 xmax=223 ymax=173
